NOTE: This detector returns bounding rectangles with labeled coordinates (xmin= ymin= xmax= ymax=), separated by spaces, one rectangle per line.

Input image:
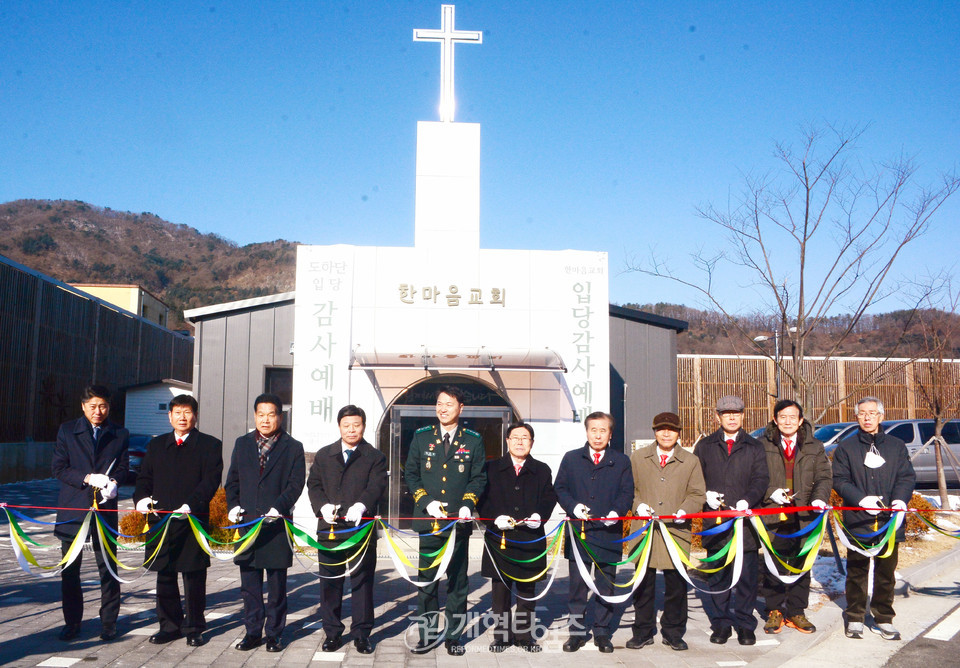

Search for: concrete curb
xmin=899 ymin=539 xmax=960 ymax=589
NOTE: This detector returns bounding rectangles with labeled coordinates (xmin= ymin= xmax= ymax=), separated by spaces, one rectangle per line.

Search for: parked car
xmin=125 ymin=434 xmax=154 ymax=484
xmin=822 ymin=419 xmax=960 ymax=485
xmin=816 ymin=422 xmax=858 ymax=456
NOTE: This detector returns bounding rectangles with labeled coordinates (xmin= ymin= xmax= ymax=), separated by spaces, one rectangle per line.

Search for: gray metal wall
xmin=609 ymin=314 xmax=679 ymax=451
xmin=0 ymin=256 xmax=193 ymax=443
xmin=192 ymin=301 xmax=294 ymax=455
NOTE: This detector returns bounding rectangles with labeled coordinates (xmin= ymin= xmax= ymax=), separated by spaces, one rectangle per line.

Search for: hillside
xmin=0 ymin=199 xmax=297 ymax=328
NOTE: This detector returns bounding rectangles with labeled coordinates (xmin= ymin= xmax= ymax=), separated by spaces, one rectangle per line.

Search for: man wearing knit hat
xmin=625 ymin=412 xmax=705 ymax=651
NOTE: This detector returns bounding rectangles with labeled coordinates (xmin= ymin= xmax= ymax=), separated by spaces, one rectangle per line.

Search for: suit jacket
xmin=760 ymin=420 xmax=832 ymax=527
xmin=554 ymin=444 xmax=634 ymax=564
xmin=307 ymin=438 xmax=387 ymax=548
xmin=479 ymin=455 xmax=557 ymax=580
xmin=225 ymin=430 xmax=305 ymax=569
xmin=405 ymin=424 xmax=487 ymax=534
xmin=52 ymin=417 xmax=130 ymax=540
xmin=628 ymin=445 xmax=706 ymax=570
xmin=694 ymin=428 xmax=769 ymax=552
xmin=134 ymin=429 xmax=222 ymax=572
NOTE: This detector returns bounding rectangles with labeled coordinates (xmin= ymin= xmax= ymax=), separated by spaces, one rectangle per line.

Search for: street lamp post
xmin=753 ymin=327 xmax=798 ymax=399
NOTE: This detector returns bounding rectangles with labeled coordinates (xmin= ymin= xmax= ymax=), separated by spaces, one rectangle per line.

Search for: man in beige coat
xmin=626 ymin=412 xmax=706 ymax=651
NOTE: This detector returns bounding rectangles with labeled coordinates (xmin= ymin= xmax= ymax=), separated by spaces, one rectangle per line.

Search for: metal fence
xmin=678 ymin=353 xmax=960 ymax=441
xmin=0 ymin=255 xmax=193 ymax=441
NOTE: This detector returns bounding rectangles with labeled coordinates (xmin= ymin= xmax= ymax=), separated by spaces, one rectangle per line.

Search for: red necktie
xmin=784 ymin=439 xmax=794 ymax=460
xmin=659 ymin=454 xmax=668 ymax=468
xmin=515 ymin=464 xmax=522 ymax=476
xmin=176 ymin=438 xmax=184 ymax=447
xmin=726 ymin=439 xmax=735 ymax=455
xmin=593 ymin=452 xmax=601 ymax=465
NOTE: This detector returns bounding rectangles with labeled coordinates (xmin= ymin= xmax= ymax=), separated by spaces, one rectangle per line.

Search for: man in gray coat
xmin=627 ymin=412 xmax=705 ymax=651
xmin=226 ymin=393 xmax=305 ymax=653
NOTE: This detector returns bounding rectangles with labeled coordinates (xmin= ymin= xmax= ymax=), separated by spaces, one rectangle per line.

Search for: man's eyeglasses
xmin=857 ymin=410 xmax=881 ymax=418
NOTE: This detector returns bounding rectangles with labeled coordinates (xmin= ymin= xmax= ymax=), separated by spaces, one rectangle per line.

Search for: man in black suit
xmin=226 ymin=393 xmax=305 ymax=653
xmin=306 ymin=405 xmax=388 ymax=654
xmin=134 ymin=394 xmax=223 ymax=647
xmin=52 ymin=385 xmax=129 ymax=642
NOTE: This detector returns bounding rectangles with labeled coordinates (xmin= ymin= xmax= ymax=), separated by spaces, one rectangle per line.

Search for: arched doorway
xmin=377 ymin=375 xmax=517 ymax=528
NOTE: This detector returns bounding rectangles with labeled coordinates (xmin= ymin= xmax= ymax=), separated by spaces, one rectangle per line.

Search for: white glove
xmin=573 ymin=503 xmax=591 ymax=520
xmin=735 ymin=499 xmax=749 ymax=512
xmin=810 ymin=499 xmax=828 ymax=511
xmin=135 ymin=497 xmax=156 ymax=513
xmin=636 ymin=502 xmax=654 ymax=517
xmin=320 ymin=503 xmax=338 ymax=524
xmin=770 ymin=488 xmax=790 ymax=505
xmin=425 ymin=500 xmax=448 ymax=519
xmin=602 ymin=510 xmax=619 ymax=527
xmin=494 ymin=515 xmax=513 ymax=530
xmin=228 ymin=506 xmax=244 ymax=523
xmin=265 ymin=507 xmax=281 ymax=521
xmin=524 ymin=513 xmax=542 ymax=530
xmin=458 ymin=506 xmax=473 ymax=523
xmin=344 ymin=502 xmax=365 ymax=526
xmin=674 ymin=509 xmax=688 ymax=524
xmin=891 ymin=499 xmax=907 ymax=512
xmin=173 ymin=503 xmax=191 ymax=518
xmin=705 ymin=491 xmax=723 ymax=510
xmin=88 ymin=473 xmax=110 ymax=489
xmin=860 ymin=495 xmax=883 ymax=516
xmin=100 ymin=479 xmax=118 ymax=500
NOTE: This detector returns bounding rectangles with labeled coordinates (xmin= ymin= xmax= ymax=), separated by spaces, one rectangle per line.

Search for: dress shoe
xmin=709 ymin=627 xmax=732 ymax=644
xmin=265 ymin=636 xmax=283 ymax=652
xmin=445 ymin=639 xmax=466 ymax=656
xmin=517 ymin=640 xmax=542 ymax=653
xmin=186 ymin=632 xmax=206 ymax=647
xmin=100 ymin=626 xmax=118 ymax=642
xmin=625 ymin=634 xmax=654 ymax=649
xmin=59 ymin=623 xmax=81 ymax=641
xmin=321 ymin=634 xmax=342 ymax=652
xmin=354 ymin=637 xmax=374 ymax=654
xmin=662 ymin=637 xmax=688 ymax=651
xmin=235 ymin=633 xmax=262 ymax=651
xmin=410 ymin=638 xmax=437 ymax=654
xmin=489 ymin=639 xmax=511 ymax=652
xmin=149 ymin=630 xmax=182 ymax=644
xmin=737 ymin=627 xmax=756 ymax=645
xmin=594 ymin=635 xmax=614 ymax=653
xmin=562 ymin=635 xmax=587 ymax=652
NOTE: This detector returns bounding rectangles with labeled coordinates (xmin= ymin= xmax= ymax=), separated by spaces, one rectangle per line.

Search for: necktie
xmin=515 ymin=464 xmax=522 ymax=476
xmin=92 ymin=426 xmax=101 ymax=443
xmin=784 ymin=439 xmax=794 ymax=460
xmin=443 ymin=432 xmax=451 ymax=456
xmin=344 ymin=448 xmax=354 ymax=465
xmin=660 ymin=454 xmax=668 ymax=468
xmin=726 ymin=439 xmax=735 ymax=455
xmin=593 ymin=452 xmax=601 ymax=465
xmin=176 ymin=438 xmax=184 ymax=447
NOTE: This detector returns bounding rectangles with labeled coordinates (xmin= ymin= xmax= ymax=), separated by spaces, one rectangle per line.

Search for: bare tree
xmin=912 ymin=274 xmax=960 ymax=508
xmin=629 ymin=124 xmax=959 ymax=421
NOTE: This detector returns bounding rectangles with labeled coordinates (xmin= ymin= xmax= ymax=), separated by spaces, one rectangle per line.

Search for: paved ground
xmin=2 ymin=479 xmax=959 ymax=667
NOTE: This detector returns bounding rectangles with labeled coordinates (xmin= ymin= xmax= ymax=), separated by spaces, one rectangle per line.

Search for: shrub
xmin=118 ymin=510 xmax=146 ymax=544
xmin=905 ymin=492 xmax=935 ymax=537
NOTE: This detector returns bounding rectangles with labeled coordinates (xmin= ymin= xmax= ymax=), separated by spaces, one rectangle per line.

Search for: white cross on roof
xmin=413 ymin=4 xmax=482 ymax=123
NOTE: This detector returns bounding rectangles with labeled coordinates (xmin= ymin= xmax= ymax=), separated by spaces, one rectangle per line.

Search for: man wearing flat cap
xmin=626 ymin=412 xmax=705 ymax=652
xmin=694 ymin=396 xmax=769 ymax=647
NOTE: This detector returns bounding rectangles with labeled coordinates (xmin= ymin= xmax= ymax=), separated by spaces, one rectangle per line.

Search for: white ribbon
xmin=566 ymin=522 xmax=651 ymax=604
xmin=480 ymin=524 xmax=563 ymax=601
xmin=10 ymin=511 xmax=91 ymax=577
xmin=833 ymin=512 xmax=904 ymax=558
xmin=381 ymin=525 xmax=457 ymax=588
xmin=660 ymin=518 xmax=744 ymax=594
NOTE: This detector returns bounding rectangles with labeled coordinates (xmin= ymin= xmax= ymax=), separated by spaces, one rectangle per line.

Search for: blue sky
xmin=2 ymin=1 xmax=957 ymax=310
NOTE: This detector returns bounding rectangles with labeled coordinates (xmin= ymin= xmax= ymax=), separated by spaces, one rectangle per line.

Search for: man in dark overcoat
xmin=306 ymin=404 xmax=387 ymax=654
xmin=759 ymin=399 xmax=832 ymax=635
xmin=405 ymin=385 xmax=487 ymax=656
xmin=554 ymin=411 xmax=634 ymax=653
xmin=52 ymin=385 xmax=129 ymax=642
xmin=479 ymin=422 xmax=557 ymax=653
xmin=693 ymin=395 xmax=769 ymax=647
xmin=833 ymin=395 xmax=915 ymax=641
xmin=134 ymin=393 xmax=222 ymax=647
xmin=225 ymin=393 xmax=305 ymax=653
xmin=626 ymin=412 xmax=705 ymax=651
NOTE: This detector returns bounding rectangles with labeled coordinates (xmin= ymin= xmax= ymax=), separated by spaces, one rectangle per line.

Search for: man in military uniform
xmin=405 ymin=386 xmax=487 ymax=656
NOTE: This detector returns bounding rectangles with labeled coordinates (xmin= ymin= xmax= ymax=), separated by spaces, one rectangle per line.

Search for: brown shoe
xmin=785 ymin=613 xmax=816 ymax=633
xmin=763 ymin=610 xmax=784 ymax=634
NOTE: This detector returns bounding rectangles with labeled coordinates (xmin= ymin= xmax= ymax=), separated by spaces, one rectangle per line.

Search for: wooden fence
xmin=678 ymin=353 xmax=960 ymax=440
